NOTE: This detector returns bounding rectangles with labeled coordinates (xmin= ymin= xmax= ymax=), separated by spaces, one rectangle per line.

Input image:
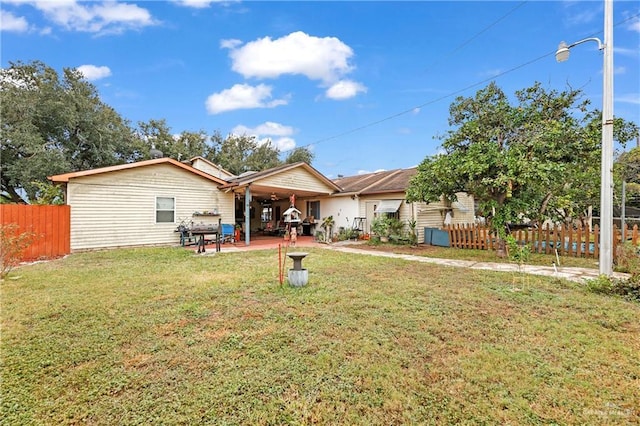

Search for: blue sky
xmin=1 ymin=1 xmax=639 ymax=179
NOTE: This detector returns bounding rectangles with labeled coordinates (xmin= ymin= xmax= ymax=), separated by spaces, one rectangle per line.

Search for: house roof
xmin=48 ymin=157 xmax=228 ymax=185
xmin=188 ymin=156 xmax=236 ymax=178
xmin=333 ymin=167 xmax=417 ymax=196
xmin=221 ymin=162 xmax=341 ymax=193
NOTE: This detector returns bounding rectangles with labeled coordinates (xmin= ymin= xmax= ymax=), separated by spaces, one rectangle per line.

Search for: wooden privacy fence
xmin=446 ymin=223 xmax=639 ymax=258
xmin=0 ymin=205 xmax=70 ymax=261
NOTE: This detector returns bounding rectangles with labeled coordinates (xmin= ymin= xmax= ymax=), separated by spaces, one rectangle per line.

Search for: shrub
xmin=615 ymin=242 xmax=640 ymax=274
xmin=505 ymin=234 xmax=531 ymax=264
xmin=370 ymin=216 xmax=391 ymax=238
xmin=0 ymin=223 xmax=37 ymax=279
xmin=585 ymin=275 xmax=640 ymax=303
xmin=335 ymin=227 xmax=359 ymax=241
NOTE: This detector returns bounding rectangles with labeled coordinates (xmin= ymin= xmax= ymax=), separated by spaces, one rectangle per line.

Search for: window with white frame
xmin=156 ymin=197 xmax=175 ymax=223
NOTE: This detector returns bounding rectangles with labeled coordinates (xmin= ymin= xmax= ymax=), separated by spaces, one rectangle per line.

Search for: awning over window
xmin=451 ymin=201 xmax=470 ymax=212
xmin=375 ymin=199 xmax=403 ymax=214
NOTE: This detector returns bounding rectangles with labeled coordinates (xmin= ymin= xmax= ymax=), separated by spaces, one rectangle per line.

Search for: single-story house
xmin=49 ymin=158 xmax=342 ymax=251
xmin=49 ymin=158 xmax=474 ymax=251
xmin=323 ymin=167 xmax=475 ymax=243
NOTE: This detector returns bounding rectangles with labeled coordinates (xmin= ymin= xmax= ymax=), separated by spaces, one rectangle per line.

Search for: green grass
xmin=2 ymin=247 xmax=639 ymax=425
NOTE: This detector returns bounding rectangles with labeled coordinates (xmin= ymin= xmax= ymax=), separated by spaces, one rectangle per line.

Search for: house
xmin=49 ymin=159 xmax=341 ymax=251
xmin=49 ymin=158 xmax=474 ymax=251
xmin=48 ymin=158 xmax=233 ymax=251
xmin=324 ymin=167 xmax=475 ymax=243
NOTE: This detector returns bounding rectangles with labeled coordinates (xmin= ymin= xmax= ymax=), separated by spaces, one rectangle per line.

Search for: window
xmin=374 ymin=199 xmax=401 ymax=220
xmin=156 ymin=197 xmax=175 ymax=223
xmin=307 ymin=201 xmax=320 ymax=220
xmin=261 ymin=205 xmax=273 ymax=222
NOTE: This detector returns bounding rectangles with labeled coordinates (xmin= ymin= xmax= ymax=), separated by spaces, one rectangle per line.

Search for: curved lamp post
xmin=555 ymin=0 xmax=614 ymax=276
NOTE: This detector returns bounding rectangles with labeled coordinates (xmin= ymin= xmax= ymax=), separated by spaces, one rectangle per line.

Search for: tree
xmin=206 ymin=133 xmax=281 ymax=175
xmin=615 ymin=146 xmax=640 ymax=208
xmin=1 ymin=61 xmax=140 ymax=203
xmin=406 ymin=81 xmax=639 ymax=232
xmin=134 ymin=119 xmax=210 ymax=161
xmin=285 ymin=147 xmax=314 ymax=165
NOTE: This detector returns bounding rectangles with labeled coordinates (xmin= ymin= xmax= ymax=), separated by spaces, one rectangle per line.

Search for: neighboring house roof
xmin=221 ymin=162 xmax=341 ymax=193
xmin=333 ymin=167 xmax=417 ymax=196
xmin=188 ymin=156 xmax=236 ymax=180
xmin=48 ymin=157 xmax=228 ymax=185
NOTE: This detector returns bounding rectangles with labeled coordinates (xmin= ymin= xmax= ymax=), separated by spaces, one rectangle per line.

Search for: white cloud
xmin=231 ymin=122 xmax=297 ymax=152
xmin=254 ymin=136 xmax=296 ymax=152
xmin=480 ymin=68 xmax=503 ymax=78
xmin=0 ymin=10 xmax=29 ymax=32
xmin=563 ymin=5 xmax=599 ymax=27
xmin=173 ymin=0 xmax=213 ymax=8
xmin=173 ymin=0 xmax=233 ymax=8
xmin=325 ymin=79 xmax=367 ymax=100
xmin=271 ymin=137 xmax=296 ymax=152
xmin=357 ymin=169 xmax=386 ymax=175
xmin=232 ymin=121 xmax=294 ymax=137
xmin=615 ymin=46 xmax=639 ymax=57
xmin=617 ymin=93 xmax=640 ymax=105
xmin=224 ymin=31 xmax=355 ymax=84
xmin=76 ymin=64 xmax=111 ymax=81
xmin=220 ymin=38 xmax=242 ymax=49
xmin=8 ymin=1 xmax=157 ymax=34
xmin=205 ymin=83 xmax=288 ymax=114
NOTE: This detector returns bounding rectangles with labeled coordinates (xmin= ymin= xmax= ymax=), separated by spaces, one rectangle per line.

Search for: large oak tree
xmin=1 ymin=61 xmax=141 ymax=203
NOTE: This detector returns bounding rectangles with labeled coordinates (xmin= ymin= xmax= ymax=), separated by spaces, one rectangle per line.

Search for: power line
xmin=288 ymin=11 xmax=640 ymax=155
xmin=422 ymin=1 xmax=529 ymax=74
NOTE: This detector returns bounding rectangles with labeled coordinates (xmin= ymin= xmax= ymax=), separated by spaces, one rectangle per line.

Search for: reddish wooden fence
xmin=0 ymin=205 xmax=71 ymax=261
xmin=446 ymin=223 xmax=639 ymax=258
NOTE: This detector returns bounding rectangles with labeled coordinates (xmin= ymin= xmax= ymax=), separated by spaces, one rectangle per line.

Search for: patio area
xmin=185 ymin=234 xmax=324 ymax=253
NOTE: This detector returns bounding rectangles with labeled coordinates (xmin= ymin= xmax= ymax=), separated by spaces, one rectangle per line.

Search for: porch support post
xmin=244 ymin=185 xmax=251 ymax=246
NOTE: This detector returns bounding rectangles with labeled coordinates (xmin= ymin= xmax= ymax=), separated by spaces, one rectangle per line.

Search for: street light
xmin=555 ymin=0 xmax=614 ymax=276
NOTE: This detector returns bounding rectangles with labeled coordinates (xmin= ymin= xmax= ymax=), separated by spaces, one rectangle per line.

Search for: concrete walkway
xmin=324 ymin=244 xmax=630 ymax=284
xmin=198 ymin=237 xmax=630 ymax=284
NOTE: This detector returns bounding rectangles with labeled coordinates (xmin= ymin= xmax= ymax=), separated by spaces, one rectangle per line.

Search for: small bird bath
xmin=287 ymin=252 xmax=308 ymax=287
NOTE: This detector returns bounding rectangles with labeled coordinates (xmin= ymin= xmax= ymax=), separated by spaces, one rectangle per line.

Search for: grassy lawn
xmin=348 ymin=242 xmax=601 ymax=269
xmin=2 ymin=247 xmax=639 ymax=425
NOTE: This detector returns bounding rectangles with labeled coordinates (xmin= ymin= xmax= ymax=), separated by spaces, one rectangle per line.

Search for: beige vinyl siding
xmin=66 ymin=164 xmax=233 ymax=251
xmin=257 ymin=168 xmax=335 ymax=194
xmin=358 ymin=192 xmax=475 ymax=243
xmin=358 ymin=193 xmax=411 ymax=234
xmin=414 ymin=192 xmax=475 ymax=243
xmin=450 ymin=193 xmax=475 ymax=225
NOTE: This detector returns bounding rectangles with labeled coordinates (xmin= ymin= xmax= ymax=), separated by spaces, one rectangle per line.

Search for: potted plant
xmin=321 ymin=215 xmax=335 ymax=243
xmin=371 ymin=216 xmax=390 ymax=242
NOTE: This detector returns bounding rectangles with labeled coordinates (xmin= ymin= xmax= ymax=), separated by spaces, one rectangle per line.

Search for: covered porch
xmin=220 ymin=162 xmax=341 ymax=246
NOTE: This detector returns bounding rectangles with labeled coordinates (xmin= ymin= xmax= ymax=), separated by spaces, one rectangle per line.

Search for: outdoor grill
xmin=176 ymin=220 xmax=221 ymax=253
